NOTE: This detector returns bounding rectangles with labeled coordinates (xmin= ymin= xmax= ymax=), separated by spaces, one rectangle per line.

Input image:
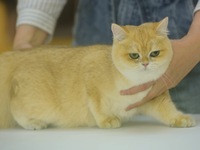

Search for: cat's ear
xmin=111 ymin=23 xmax=127 ymax=41
xmin=156 ymin=17 xmax=169 ymax=36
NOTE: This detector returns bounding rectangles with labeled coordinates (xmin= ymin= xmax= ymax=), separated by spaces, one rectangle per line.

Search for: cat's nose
xmin=142 ymin=63 xmax=149 ymax=68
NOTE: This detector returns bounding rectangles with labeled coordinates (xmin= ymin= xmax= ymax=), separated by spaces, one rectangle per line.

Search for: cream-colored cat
xmin=0 ymin=18 xmax=195 ymax=129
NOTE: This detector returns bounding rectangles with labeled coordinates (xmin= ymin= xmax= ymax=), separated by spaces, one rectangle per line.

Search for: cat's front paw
xmin=98 ymin=117 xmax=121 ymax=129
xmin=169 ymin=115 xmax=195 ymax=128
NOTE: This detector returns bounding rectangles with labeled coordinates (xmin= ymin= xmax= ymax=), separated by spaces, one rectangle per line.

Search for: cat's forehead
xmin=125 ymin=25 xmax=158 ymax=49
xmin=124 ymin=23 xmax=157 ymax=37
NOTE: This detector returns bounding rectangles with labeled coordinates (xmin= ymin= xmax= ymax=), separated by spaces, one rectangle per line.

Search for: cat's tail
xmin=0 ymin=60 xmax=16 ymax=128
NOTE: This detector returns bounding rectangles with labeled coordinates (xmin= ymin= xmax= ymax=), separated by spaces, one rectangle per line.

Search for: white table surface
xmin=0 ymin=115 xmax=200 ymax=150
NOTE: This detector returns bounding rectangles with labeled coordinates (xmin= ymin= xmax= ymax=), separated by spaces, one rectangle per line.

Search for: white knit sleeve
xmin=16 ymin=0 xmax=67 ymax=35
xmin=194 ymin=0 xmax=200 ymax=13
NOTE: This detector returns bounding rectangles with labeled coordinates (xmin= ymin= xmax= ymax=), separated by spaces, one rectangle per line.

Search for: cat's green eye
xmin=150 ymin=51 xmax=160 ymax=57
xmin=129 ymin=53 xmax=140 ymax=59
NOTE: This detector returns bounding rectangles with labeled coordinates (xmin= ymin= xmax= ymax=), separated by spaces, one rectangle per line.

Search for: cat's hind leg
xmin=10 ymin=101 xmax=48 ymax=130
xmin=138 ymin=92 xmax=195 ymax=127
xmin=10 ymin=76 xmax=58 ymax=130
xmin=13 ymin=117 xmax=47 ymax=130
xmin=10 ymin=83 xmax=48 ymax=129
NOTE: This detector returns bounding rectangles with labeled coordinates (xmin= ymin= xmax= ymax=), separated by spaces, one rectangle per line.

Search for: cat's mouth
xmin=143 ymin=67 xmax=148 ymax=70
xmin=141 ymin=66 xmax=149 ymax=71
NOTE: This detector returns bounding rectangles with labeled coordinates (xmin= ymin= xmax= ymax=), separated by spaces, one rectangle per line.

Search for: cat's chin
xmin=121 ymin=67 xmax=166 ymax=86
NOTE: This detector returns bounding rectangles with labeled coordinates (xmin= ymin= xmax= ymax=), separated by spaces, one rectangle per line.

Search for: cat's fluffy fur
xmin=0 ymin=18 xmax=195 ymax=129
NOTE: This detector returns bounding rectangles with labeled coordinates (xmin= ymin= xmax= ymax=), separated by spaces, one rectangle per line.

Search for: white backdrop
xmin=0 ymin=115 xmax=200 ymax=150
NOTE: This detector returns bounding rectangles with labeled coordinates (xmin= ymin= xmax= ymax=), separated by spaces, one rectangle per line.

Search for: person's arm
xmin=122 ymin=9 xmax=200 ymax=111
xmin=13 ymin=0 xmax=67 ymax=50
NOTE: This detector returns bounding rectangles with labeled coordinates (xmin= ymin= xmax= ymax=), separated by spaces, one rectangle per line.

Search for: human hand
xmin=13 ymin=25 xmax=48 ymax=50
xmin=121 ymin=39 xmax=200 ymax=111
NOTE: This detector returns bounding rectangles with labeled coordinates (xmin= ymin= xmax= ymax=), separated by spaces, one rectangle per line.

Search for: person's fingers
xmin=120 ymin=81 xmax=154 ymax=95
xmin=125 ymin=77 xmax=167 ymax=111
xmin=125 ymin=99 xmax=148 ymax=111
xmin=125 ymin=87 xmax=159 ymax=111
xmin=125 ymin=89 xmax=156 ymax=111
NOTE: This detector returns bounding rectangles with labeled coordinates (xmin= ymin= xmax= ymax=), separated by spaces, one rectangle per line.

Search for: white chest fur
xmin=107 ymin=78 xmax=152 ymax=121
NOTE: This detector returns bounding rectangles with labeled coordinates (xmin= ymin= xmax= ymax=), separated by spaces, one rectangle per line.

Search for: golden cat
xmin=0 ymin=18 xmax=195 ymax=129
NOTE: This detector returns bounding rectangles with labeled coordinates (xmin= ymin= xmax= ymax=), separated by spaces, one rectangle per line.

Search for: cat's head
xmin=111 ymin=17 xmax=173 ymax=84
